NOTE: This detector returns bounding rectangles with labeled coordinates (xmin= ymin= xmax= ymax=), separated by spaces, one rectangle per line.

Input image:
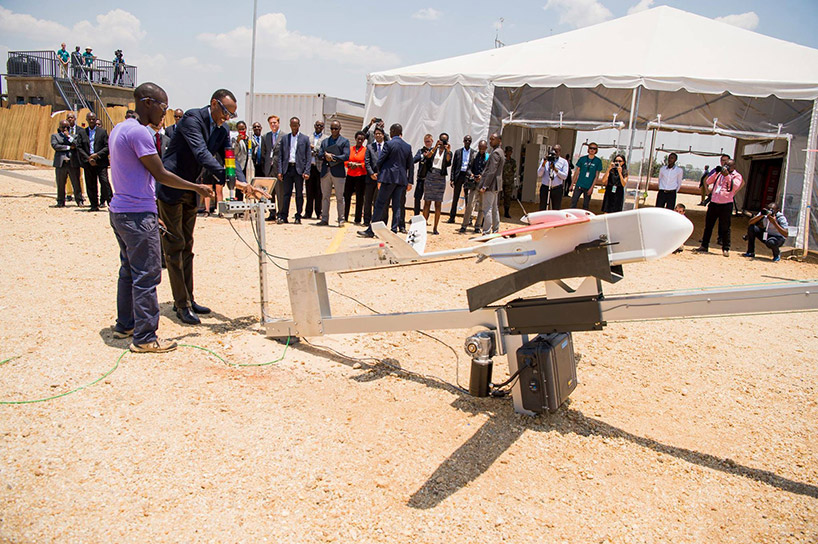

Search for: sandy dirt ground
xmin=1 ymin=167 xmax=817 ymax=543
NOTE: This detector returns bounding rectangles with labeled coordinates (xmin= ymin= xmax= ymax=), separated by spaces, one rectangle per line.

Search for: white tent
xmin=365 ymin=6 xmax=818 ymax=251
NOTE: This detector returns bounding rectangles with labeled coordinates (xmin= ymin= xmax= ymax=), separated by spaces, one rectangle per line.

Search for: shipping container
xmin=244 ymin=93 xmax=365 ymax=142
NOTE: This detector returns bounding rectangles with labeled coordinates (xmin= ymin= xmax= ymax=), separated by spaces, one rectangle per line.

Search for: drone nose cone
xmin=639 ymin=207 xmax=694 ymax=259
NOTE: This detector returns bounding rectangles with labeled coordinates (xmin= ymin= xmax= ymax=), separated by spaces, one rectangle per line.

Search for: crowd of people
xmin=56 ymin=43 xmax=128 ymax=85
xmin=46 ymin=81 xmax=787 ymax=353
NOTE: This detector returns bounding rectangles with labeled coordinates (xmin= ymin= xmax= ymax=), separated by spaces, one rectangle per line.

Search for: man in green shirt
xmin=500 ymin=146 xmax=516 ymax=218
xmin=570 ymin=142 xmax=603 ymax=210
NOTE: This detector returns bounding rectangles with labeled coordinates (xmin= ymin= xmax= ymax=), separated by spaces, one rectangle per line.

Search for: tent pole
xmin=799 ymin=99 xmax=818 ymax=256
xmin=638 ymin=128 xmax=657 ymax=211
xmin=626 ymin=86 xmax=642 ymax=209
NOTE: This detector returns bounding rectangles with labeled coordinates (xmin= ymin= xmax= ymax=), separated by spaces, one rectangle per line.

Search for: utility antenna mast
xmin=495 ymin=17 xmax=506 ymax=48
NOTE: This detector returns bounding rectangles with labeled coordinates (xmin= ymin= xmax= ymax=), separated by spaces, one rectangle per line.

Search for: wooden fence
xmin=0 ymin=104 xmax=176 ymax=162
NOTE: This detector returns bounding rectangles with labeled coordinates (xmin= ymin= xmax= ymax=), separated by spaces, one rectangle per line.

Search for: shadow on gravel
xmin=408 ymin=405 xmax=818 ymax=509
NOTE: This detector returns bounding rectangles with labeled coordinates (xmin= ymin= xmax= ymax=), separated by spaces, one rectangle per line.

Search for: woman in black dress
xmin=601 ymin=153 xmax=627 ymax=213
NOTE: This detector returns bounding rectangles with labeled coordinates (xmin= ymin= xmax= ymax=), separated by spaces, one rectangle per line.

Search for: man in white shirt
xmin=656 ymin=152 xmax=684 ymax=209
xmin=537 ymin=144 xmax=568 ymax=210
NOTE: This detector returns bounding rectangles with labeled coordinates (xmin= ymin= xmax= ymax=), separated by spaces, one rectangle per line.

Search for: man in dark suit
xmin=358 ymin=123 xmax=413 ymax=237
xmin=363 ymin=126 xmax=385 ymax=226
xmin=164 ymin=109 xmax=184 ymax=141
xmin=50 ymin=120 xmax=83 ymax=207
xmin=158 ymin=88 xmax=267 ymax=325
xmin=260 ymin=114 xmax=283 ymax=221
xmin=277 ymin=116 xmax=312 ymax=224
xmin=64 ymin=112 xmax=84 ymax=205
xmin=447 ymin=135 xmax=474 ymax=223
xmin=76 ymin=111 xmax=111 ymax=211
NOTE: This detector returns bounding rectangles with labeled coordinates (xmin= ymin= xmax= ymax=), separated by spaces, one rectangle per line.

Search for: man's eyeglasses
xmin=140 ymin=97 xmax=168 ymax=113
xmin=589 ymin=147 xmax=598 ymax=151
xmin=216 ymin=98 xmax=238 ymax=119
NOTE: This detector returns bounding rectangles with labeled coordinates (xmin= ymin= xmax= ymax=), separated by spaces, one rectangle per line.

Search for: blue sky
xmin=2 ymin=0 xmax=818 ymax=113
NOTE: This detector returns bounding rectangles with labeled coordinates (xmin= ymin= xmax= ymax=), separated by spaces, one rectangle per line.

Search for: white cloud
xmin=177 ymin=56 xmax=223 ymax=74
xmin=627 ymin=0 xmax=654 ymax=15
xmin=198 ymin=13 xmax=399 ymax=68
xmin=715 ymin=11 xmax=759 ymax=31
xmin=0 ymin=7 xmax=68 ymax=42
xmin=412 ymin=8 xmax=442 ymax=21
xmin=543 ymin=0 xmax=613 ymax=28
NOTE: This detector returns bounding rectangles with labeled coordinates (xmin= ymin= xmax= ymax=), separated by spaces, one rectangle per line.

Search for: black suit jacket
xmin=158 ymin=106 xmax=245 ymax=204
xmin=76 ymin=126 xmax=109 ymax=167
xmin=165 ymin=123 xmax=178 ymax=141
xmin=260 ymin=131 xmax=282 ymax=178
xmin=451 ymin=147 xmax=475 ymax=181
xmin=365 ymin=141 xmax=383 ymax=179
xmin=278 ymin=132 xmax=312 ymax=177
xmin=376 ymin=136 xmax=413 ymax=186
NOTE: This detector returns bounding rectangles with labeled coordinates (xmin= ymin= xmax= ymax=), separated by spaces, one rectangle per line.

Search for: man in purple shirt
xmin=694 ymin=159 xmax=743 ymax=257
xmin=108 ymin=82 xmax=213 ymax=353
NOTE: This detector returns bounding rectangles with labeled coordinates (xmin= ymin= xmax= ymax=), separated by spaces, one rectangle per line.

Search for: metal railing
xmin=6 ymin=50 xmax=137 ymax=88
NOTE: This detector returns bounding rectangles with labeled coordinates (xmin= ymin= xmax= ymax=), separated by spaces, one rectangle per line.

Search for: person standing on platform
xmin=694 ymin=160 xmax=743 ymax=257
xmin=76 ymin=111 xmax=111 ymax=211
xmin=277 ymin=116 xmax=312 ymax=224
xmin=305 ymin=120 xmax=327 ymax=220
xmin=537 ymin=144 xmax=568 ymax=210
xmin=570 ymin=143 xmax=603 ymax=210
xmin=158 ymin=88 xmax=267 ymax=325
xmin=478 ymin=133 xmax=505 ymax=235
xmin=108 ymin=82 xmax=214 ymax=353
xmin=600 ymin=154 xmax=628 ymax=214
xmin=57 ymin=43 xmax=70 ymax=77
xmin=358 ymin=123 xmax=413 ymax=238
xmin=655 ymin=152 xmax=684 ymax=209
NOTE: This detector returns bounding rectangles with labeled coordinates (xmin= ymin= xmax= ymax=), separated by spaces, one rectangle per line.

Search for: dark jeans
xmin=55 ymin=164 xmax=83 ymax=204
xmin=109 ymin=212 xmax=162 ymax=345
xmin=280 ymin=167 xmax=304 ymax=221
xmin=370 ymin=183 xmax=403 ymax=233
xmin=157 ymin=193 xmax=198 ymax=308
xmin=539 ymin=184 xmax=563 ymax=210
xmin=449 ymin=173 xmax=468 ymax=220
xmin=413 ymin=178 xmax=425 ymax=215
xmin=570 ymin=184 xmax=592 ymax=210
xmin=83 ymin=164 xmax=112 ymax=207
xmin=746 ymin=224 xmax=786 ymax=258
xmin=363 ymin=179 xmax=378 ymax=225
xmin=656 ymin=189 xmax=677 ymax=210
xmin=701 ymin=202 xmax=733 ymax=250
xmin=304 ymin=164 xmax=322 ymax=218
xmin=343 ymin=174 xmax=367 ymax=223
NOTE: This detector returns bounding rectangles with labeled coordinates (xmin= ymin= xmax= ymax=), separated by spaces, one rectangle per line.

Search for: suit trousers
xmin=449 ymin=172 xmax=469 ymax=220
xmin=83 ymin=164 xmax=112 ymax=207
xmin=370 ymin=183 xmax=403 ymax=232
xmin=304 ymin=164 xmax=322 ymax=218
xmin=158 ymin=193 xmax=198 ymax=308
xmin=539 ymin=184 xmax=563 ymax=210
xmin=655 ymin=189 xmax=677 ymax=210
xmin=320 ymin=173 xmax=346 ymax=223
xmin=343 ymin=174 xmax=367 ymax=223
xmin=55 ymin=165 xmax=83 ymax=204
xmin=461 ymin=187 xmax=483 ymax=229
xmin=109 ymin=212 xmax=162 ymax=345
xmin=280 ymin=168 xmax=304 ymax=221
xmin=363 ymin=179 xmax=378 ymax=225
xmin=746 ymin=224 xmax=786 ymax=258
xmin=701 ymin=202 xmax=733 ymax=251
xmin=481 ymin=190 xmax=501 ymax=234
xmin=413 ymin=178 xmax=425 ymax=215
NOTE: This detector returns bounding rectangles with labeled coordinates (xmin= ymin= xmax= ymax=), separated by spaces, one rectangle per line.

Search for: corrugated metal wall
xmin=245 ymin=93 xmax=365 ymax=141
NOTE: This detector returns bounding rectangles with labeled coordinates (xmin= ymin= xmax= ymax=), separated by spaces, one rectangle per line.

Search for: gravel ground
xmin=1 ymin=169 xmax=817 ymax=543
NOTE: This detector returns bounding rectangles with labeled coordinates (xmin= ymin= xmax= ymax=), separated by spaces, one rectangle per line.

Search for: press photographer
xmin=742 ymin=203 xmax=789 ymax=262
xmin=537 ymin=143 xmax=568 ymax=210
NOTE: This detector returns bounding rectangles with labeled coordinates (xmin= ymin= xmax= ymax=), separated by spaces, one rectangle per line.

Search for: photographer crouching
xmin=742 ymin=203 xmax=788 ymax=262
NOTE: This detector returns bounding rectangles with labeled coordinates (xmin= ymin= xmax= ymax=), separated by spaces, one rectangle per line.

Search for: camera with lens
xmin=761 ymin=208 xmax=771 ymax=216
xmin=719 ymin=166 xmax=731 ymax=175
xmin=546 ymin=148 xmax=557 ymax=163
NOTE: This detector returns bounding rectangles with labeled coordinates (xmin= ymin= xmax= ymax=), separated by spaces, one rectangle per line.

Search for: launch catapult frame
xmin=219 ymin=199 xmax=818 ymax=415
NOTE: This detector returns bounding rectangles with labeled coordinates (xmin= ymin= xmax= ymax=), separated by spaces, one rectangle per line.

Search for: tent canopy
xmin=370 ymin=6 xmax=818 ymax=100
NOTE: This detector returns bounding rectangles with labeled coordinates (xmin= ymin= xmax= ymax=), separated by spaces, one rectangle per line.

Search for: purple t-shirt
xmin=109 ymin=118 xmax=159 ymax=213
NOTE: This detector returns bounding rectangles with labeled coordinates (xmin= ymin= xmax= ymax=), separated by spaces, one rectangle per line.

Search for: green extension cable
xmin=0 ymin=337 xmax=289 ymax=405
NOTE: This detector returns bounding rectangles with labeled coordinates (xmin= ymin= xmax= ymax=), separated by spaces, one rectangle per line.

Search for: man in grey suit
xmin=478 ymin=133 xmax=505 ymax=235
xmin=358 ymin=123 xmax=413 ymax=237
xmin=260 ymin=114 xmax=283 ymax=221
xmin=51 ymin=120 xmax=83 ymax=207
xmin=277 ymin=116 xmax=312 ymax=224
xmin=317 ymin=120 xmax=350 ymax=227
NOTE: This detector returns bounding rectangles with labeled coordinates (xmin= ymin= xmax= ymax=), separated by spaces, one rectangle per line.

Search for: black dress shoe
xmin=357 ymin=229 xmax=375 ymax=238
xmin=190 ymin=301 xmax=211 ymax=314
xmin=446 ymin=218 xmax=455 ymax=224
xmin=176 ymin=306 xmax=201 ymax=325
